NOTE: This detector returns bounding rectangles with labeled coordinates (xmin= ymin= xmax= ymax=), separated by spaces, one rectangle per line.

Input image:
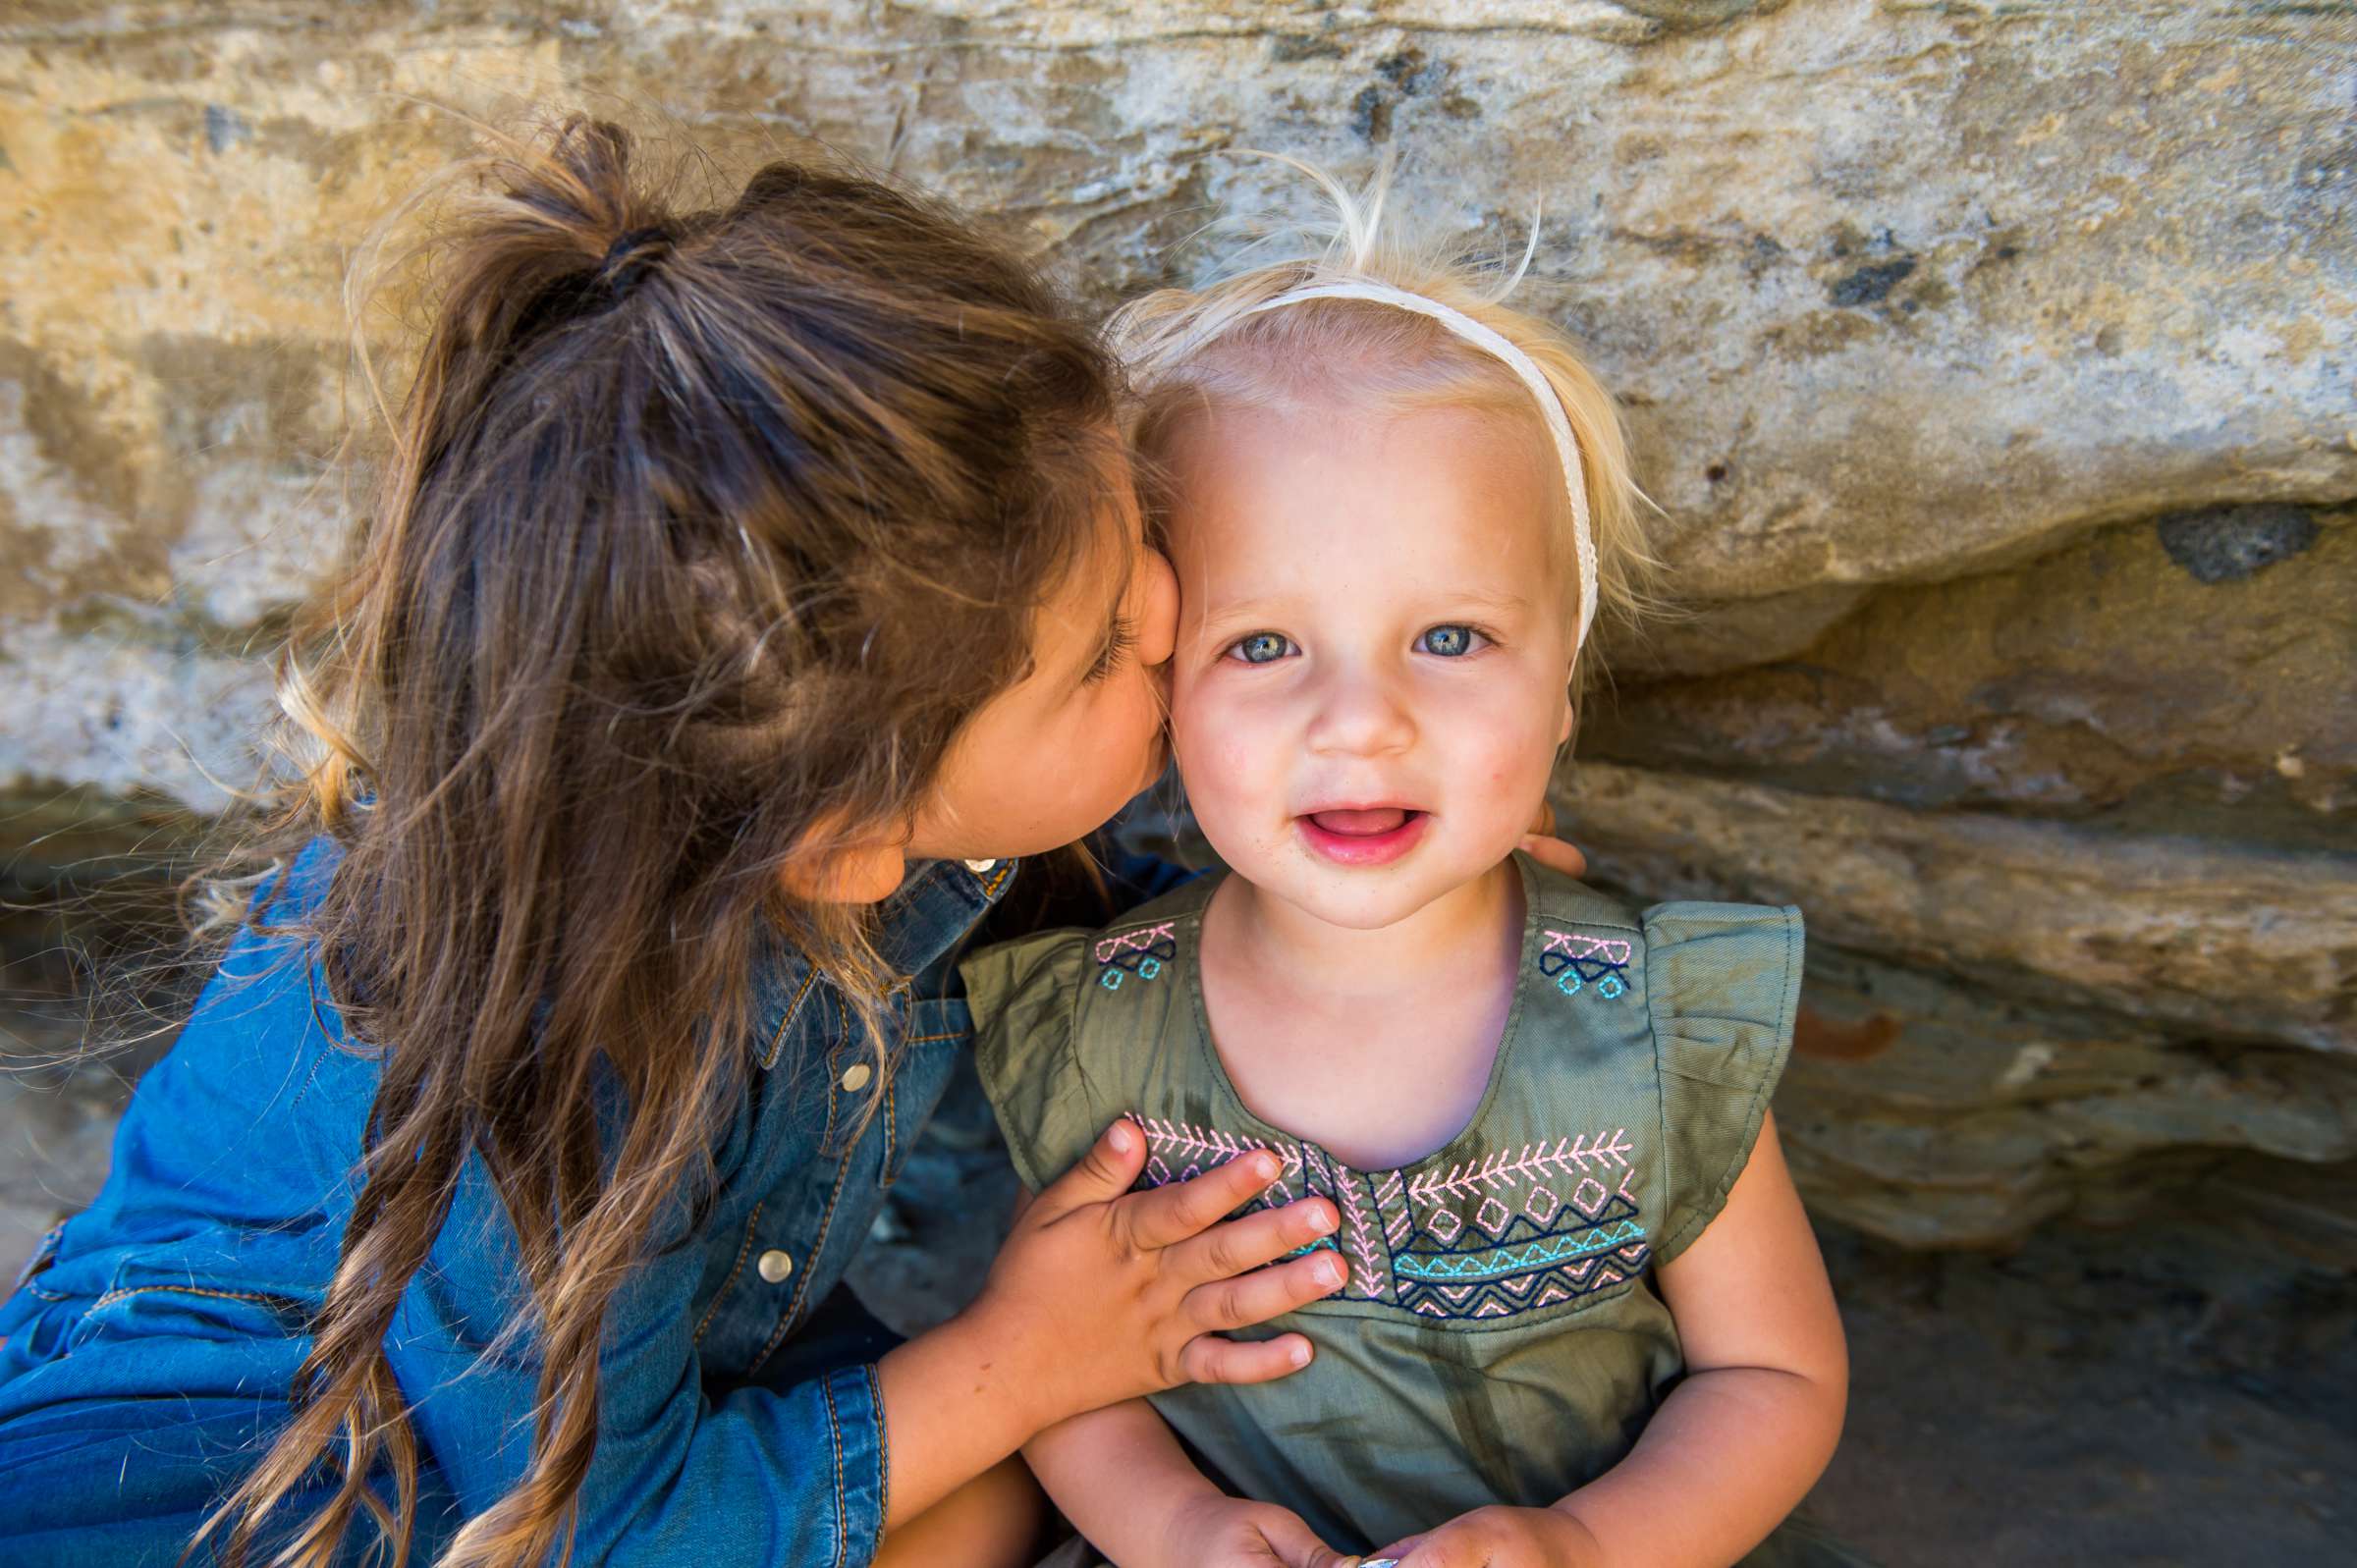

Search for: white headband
xmin=1215 ymin=281 xmax=1599 ymax=652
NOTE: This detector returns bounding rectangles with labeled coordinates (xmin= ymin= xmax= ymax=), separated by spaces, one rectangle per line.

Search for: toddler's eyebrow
xmin=1198 ymin=587 xmax=1532 ymax=636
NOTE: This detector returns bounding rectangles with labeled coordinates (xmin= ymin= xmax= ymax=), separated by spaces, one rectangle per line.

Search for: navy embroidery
xmin=1538 ymin=928 xmax=1630 ymax=1000
xmin=1130 ymin=1118 xmax=1649 ymax=1324
xmin=1094 ymin=922 xmax=1178 ymax=991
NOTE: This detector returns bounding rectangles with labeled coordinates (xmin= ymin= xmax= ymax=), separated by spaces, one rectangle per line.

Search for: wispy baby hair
xmin=1110 ymin=155 xmax=1656 ymax=687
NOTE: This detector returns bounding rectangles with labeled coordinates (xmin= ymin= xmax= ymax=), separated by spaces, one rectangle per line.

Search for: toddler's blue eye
xmin=1230 ymin=631 xmax=1295 ymax=665
xmin=1419 ymin=624 xmax=1482 ymax=657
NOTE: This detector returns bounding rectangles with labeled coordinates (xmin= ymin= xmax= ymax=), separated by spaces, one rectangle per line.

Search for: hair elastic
xmin=597 ymin=225 xmax=673 ymax=302
xmin=1216 ymin=281 xmax=1599 ymax=652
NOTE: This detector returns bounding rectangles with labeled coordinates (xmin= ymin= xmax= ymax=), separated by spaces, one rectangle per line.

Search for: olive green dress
xmin=967 ymin=853 xmax=1857 ymax=1563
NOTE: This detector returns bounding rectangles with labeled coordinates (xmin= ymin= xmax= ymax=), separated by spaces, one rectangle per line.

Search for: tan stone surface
xmin=3 ymin=1 xmax=2353 ymax=1245
xmin=1585 ymin=508 xmax=2356 ymax=840
xmin=1559 ymin=760 xmax=2355 ymax=1053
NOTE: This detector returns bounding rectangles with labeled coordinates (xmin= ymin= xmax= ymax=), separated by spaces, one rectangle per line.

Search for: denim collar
xmin=750 ymin=857 xmax=1019 ymax=1070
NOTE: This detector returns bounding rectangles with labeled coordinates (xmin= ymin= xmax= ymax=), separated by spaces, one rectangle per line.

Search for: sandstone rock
xmin=1558 ymin=761 xmax=2355 ymax=1054
xmin=1780 ymin=946 xmax=2357 ymax=1248
xmin=1584 ymin=508 xmax=2355 ymax=847
xmin=3 ymin=1 xmax=2353 ymax=1253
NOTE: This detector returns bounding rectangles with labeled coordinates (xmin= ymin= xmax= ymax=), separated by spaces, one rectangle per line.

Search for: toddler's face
xmin=1165 ymin=401 xmax=1574 ymax=931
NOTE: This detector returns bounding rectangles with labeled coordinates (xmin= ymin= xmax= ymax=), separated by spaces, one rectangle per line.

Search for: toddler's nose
xmin=1305 ymin=663 xmax=1416 ymax=758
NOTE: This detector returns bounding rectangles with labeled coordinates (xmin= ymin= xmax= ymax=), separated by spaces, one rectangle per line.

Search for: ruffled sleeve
xmin=1641 ymin=901 xmax=1804 ymax=1265
xmin=960 ymin=930 xmax=1102 ymax=1195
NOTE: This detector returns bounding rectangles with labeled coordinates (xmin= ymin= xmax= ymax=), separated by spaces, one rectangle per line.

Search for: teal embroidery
xmin=1393 ymin=1220 xmax=1645 ymax=1283
xmin=1096 ymin=922 xmax=1178 ymax=990
xmin=1127 ymin=1114 xmax=1651 ymax=1324
xmin=1538 ymin=928 xmax=1630 ymax=1000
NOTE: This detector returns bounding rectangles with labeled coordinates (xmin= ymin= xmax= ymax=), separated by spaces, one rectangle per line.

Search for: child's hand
xmin=1519 ymin=798 xmax=1587 ymax=881
xmin=1161 ymin=1492 xmax=1352 ymax=1568
xmin=1374 ymin=1505 xmax=1608 ymax=1568
xmin=972 ymin=1117 xmax=1344 ymax=1433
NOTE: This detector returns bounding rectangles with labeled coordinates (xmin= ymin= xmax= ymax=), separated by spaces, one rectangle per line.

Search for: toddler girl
xmin=966 ymin=172 xmax=1855 ymax=1568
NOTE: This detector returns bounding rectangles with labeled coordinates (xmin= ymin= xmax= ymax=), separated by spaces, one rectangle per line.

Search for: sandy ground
xmin=6 ymin=1009 xmax=2352 ymax=1565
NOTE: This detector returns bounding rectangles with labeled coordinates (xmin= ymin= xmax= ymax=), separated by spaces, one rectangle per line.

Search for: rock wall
xmin=3 ymin=1 xmax=2351 ymax=1249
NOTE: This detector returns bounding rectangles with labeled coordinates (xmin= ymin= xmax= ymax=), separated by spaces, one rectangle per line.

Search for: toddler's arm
xmin=1026 ymin=1396 xmax=1347 ymax=1568
xmin=1387 ymin=1112 xmax=1846 ymax=1568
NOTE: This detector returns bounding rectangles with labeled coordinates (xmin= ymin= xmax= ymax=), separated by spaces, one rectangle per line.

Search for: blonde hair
xmin=1110 ymin=157 xmax=1657 ymax=690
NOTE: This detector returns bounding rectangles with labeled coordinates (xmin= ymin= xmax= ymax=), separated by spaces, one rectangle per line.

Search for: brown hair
xmin=192 ymin=118 xmax=1117 ymax=1567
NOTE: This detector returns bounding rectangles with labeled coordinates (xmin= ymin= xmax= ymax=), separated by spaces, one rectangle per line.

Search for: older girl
xmin=0 ymin=123 xmax=1364 ymax=1568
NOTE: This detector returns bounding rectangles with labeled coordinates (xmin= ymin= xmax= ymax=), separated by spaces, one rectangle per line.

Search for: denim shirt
xmin=0 ymin=837 xmax=1023 ymax=1565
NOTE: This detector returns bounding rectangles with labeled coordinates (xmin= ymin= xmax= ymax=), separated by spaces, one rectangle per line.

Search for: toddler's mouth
xmin=1306 ymin=807 xmax=1413 ymax=837
xmin=1297 ymin=806 xmax=1429 ymax=866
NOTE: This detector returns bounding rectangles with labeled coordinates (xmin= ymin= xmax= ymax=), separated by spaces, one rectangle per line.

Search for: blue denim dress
xmin=0 ymin=838 xmax=1021 ymax=1566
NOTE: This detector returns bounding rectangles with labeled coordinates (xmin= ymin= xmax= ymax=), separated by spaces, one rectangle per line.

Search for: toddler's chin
xmin=1241 ymin=852 xmax=1505 ymax=934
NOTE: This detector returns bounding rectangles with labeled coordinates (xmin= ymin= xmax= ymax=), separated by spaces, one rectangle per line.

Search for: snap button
xmin=962 ymin=858 xmax=998 ymax=875
xmin=839 ymin=1062 xmax=873 ymax=1093
xmin=756 ymin=1249 xmax=794 ymax=1284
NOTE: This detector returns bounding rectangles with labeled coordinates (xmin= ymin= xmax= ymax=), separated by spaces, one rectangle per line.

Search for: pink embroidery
xmin=1095 ymin=923 xmax=1177 ymax=965
xmin=1376 ymin=1173 xmax=1404 ymax=1244
xmin=1541 ymin=929 xmax=1630 ymax=965
xmin=1405 ymin=1130 xmax=1635 ymax=1207
xmin=1332 ymin=1163 xmax=1388 ymax=1299
xmin=1117 ymin=1111 xmax=1650 ymax=1323
xmin=1135 ymin=1116 xmax=1301 ymax=1177
xmin=1538 ymin=928 xmax=1633 ymax=1000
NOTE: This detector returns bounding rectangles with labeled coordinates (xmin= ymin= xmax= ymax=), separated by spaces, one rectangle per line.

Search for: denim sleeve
xmin=388 ymin=1185 xmax=887 ymax=1564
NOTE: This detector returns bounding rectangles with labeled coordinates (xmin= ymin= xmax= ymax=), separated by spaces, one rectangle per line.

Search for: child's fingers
xmin=1029 ymin=1117 xmax=1148 ymax=1219
xmin=1518 ymin=833 xmax=1587 ymax=880
xmin=1164 ymin=1195 xmax=1339 ymax=1284
xmin=1257 ymin=1509 xmax=1355 ymax=1568
xmin=1174 ymin=1328 xmax=1316 ymax=1387
xmin=1185 ymin=1248 xmax=1345 ymax=1333
xmin=1119 ymin=1148 xmax=1286 ymax=1251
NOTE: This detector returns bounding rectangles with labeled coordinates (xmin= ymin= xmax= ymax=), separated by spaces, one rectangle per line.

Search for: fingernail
xmin=1109 ymin=1122 xmax=1132 ymax=1154
xmin=1308 ymin=1204 xmax=1335 ymax=1234
xmin=1254 ymin=1152 xmax=1279 ymax=1180
xmin=1289 ymin=1341 xmax=1311 ymax=1367
xmin=1318 ymin=1257 xmax=1344 ymax=1287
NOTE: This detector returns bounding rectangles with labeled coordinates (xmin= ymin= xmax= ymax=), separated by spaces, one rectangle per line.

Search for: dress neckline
xmin=1169 ymin=851 xmax=1545 ymax=1182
